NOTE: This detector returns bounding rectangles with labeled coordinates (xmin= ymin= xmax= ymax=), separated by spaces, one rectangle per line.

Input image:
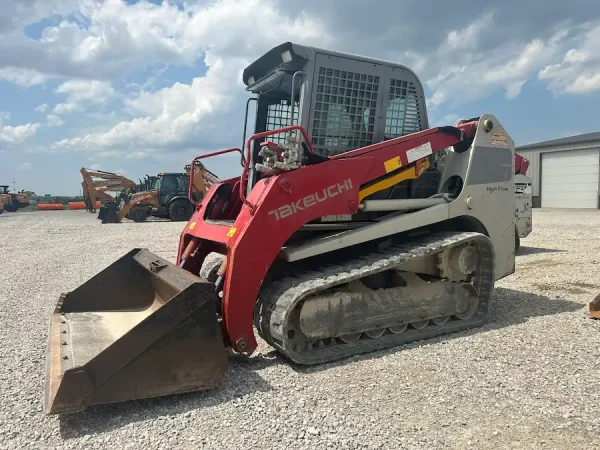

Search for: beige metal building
xmin=516 ymin=133 xmax=600 ymax=209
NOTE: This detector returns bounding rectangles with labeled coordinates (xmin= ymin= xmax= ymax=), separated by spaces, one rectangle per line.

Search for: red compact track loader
xmin=44 ymin=42 xmax=518 ymax=414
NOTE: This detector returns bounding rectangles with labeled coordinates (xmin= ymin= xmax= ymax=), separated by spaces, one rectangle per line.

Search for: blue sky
xmin=1 ymin=0 xmax=599 ymax=195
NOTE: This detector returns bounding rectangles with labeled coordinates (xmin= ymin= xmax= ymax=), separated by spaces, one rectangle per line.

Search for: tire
xmin=168 ymin=199 xmax=193 ymax=221
xmin=4 ymin=204 xmax=17 ymax=213
xmin=129 ymin=207 xmax=149 ymax=222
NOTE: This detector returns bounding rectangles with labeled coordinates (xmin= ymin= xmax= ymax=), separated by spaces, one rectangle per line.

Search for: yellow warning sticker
xmin=227 ymin=227 xmax=237 ymax=237
xmin=189 ymin=221 xmax=196 ymax=230
xmin=384 ymin=156 xmax=401 ymax=173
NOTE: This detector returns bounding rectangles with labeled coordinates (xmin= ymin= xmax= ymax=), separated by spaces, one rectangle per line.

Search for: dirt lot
xmin=1 ymin=209 xmax=600 ymax=449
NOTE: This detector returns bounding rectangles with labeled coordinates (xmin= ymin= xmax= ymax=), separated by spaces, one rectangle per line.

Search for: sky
xmin=1 ymin=0 xmax=600 ymax=195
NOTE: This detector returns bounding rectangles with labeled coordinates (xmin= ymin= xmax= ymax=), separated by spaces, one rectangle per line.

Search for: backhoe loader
xmin=80 ymin=168 xmax=137 ymax=218
xmin=0 ymin=185 xmax=29 ymax=211
xmin=0 ymin=192 xmax=11 ymax=212
xmin=44 ymin=42 xmax=519 ymax=415
xmin=101 ymin=161 xmax=219 ymax=223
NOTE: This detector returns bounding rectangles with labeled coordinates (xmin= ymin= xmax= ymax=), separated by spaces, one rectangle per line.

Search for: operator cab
xmin=240 ymin=42 xmax=437 ymax=205
xmin=155 ymin=172 xmax=189 ymax=200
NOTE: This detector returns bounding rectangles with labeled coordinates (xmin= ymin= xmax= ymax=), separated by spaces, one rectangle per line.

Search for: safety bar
xmin=188 ymin=148 xmax=243 ymax=207
xmin=240 ymin=125 xmax=315 ymax=207
xmin=241 ymin=98 xmax=258 ymax=167
xmin=455 ymin=120 xmax=478 ymax=139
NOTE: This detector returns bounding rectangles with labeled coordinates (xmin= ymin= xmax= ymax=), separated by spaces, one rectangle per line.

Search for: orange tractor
xmin=101 ymin=161 xmax=219 ymax=223
xmin=0 ymin=185 xmax=29 ymax=212
xmin=79 ymin=168 xmax=138 ymax=218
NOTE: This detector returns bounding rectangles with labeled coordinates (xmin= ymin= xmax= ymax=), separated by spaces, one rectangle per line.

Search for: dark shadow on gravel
xmin=516 ymin=246 xmax=566 ymax=256
xmin=123 ymin=219 xmax=174 ymax=224
xmin=58 ymin=358 xmax=272 ymax=438
xmin=282 ymin=287 xmax=584 ymax=374
xmin=101 ymin=219 xmax=174 ymax=225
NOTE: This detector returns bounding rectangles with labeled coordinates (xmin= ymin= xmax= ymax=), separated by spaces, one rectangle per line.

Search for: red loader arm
xmin=515 ymin=153 xmax=529 ymax=175
xmin=178 ymin=123 xmax=478 ymax=354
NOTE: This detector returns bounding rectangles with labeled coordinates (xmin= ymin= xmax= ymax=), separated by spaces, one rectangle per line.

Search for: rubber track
xmin=255 ymin=231 xmax=495 ymax=365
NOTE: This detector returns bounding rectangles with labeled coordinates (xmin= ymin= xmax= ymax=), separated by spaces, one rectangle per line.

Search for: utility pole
xmin=12 ymin=177 xmax=16 ymax=192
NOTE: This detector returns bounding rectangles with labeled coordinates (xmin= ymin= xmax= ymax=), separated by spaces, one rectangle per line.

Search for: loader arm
xmin=104 ymin=190 xmax=158 ymax=224
xmin=185 ymin=160 xmax=221 ymax=202
xmin=178 ymin=124 xmax=474 ymax=354
xmin=80 ymin=167 xmax=137 ymax=213
xmin=122 ymin=190 xmax=158 ymax=218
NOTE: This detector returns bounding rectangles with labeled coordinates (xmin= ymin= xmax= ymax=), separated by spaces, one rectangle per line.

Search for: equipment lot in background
xmin=1 ymin=209 xmax=599 ymax=449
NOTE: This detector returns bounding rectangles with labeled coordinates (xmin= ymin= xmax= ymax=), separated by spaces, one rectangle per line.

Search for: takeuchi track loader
xmin=44 ymin=42 xmax=518 ymax=415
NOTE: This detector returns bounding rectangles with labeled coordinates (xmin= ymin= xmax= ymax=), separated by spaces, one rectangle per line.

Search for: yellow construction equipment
xmin=0 ymin=185 xmax=29 ymax=211
xmin=101 ymin=161 xmax=220 ymax=223
xmin=80 ymin=168 xmax=137 ymax=218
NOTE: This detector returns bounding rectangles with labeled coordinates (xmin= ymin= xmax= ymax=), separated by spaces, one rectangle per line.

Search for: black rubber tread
xmin=255 ymin=231 xmax=495 ymax=365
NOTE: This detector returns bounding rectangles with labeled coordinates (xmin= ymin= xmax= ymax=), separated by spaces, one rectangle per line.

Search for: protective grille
xmin=266 ymin=100 xmax=299 ymax=145
xmin=384 ymin=79 xmax=424 ymax=138
xmin=312 ymin=67 xmax=380 ymax=156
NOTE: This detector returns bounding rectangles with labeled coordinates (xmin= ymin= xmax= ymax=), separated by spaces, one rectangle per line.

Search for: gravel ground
xmin=1 ymin=209 xmax=600 ymax=450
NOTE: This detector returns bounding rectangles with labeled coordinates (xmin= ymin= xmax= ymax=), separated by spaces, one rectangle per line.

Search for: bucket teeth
xmin=43 ymin=248 xmax=228 ymax=414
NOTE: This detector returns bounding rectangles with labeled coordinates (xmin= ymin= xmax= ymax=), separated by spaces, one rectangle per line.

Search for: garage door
xmin=541 ymin=148 xmax=599 ymax=208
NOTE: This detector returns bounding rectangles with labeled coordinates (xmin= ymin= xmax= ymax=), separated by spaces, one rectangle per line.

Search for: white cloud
xmin=0 ymin=123 xmax=40 ymax=145
xmin=47 ymin=114 xmax=65 ymax=127
xmin=126 ymin=151 xmax=147 ymax=159
xmin=0 ymin=67 xmax=48 ymax=87
xmin=35 ymin=103 xmax=49 ymax=113
xmin=1 ymin=0 xmax=598 ymax=183
xmin=17 ymin=162 xmax=32 ymax=170
xmin=0 ymin=0 xmax=80 ymax=34
xmin=443 ymin=12 xmax=494 ymax=51
xmin=51 ymin=0 xmax=330 ymax=152
xmin=539 ymin=23 xmax=600 ymax=94
xmin=0 ymin=110 xmax=39 ymax=145
xmin=425 ymin=25 xmax=568 ymax=108
xmin=53 ymin=79 xmax=115 ymax=114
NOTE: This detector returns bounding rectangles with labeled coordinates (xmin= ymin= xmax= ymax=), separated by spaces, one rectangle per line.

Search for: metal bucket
xmin=43 ymin=249 xmax=228 ymax=414
xmin=588 ymin=293 xmax=600 ymax=319
xmin=100 ymin=203 xmax=121 ymax=223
